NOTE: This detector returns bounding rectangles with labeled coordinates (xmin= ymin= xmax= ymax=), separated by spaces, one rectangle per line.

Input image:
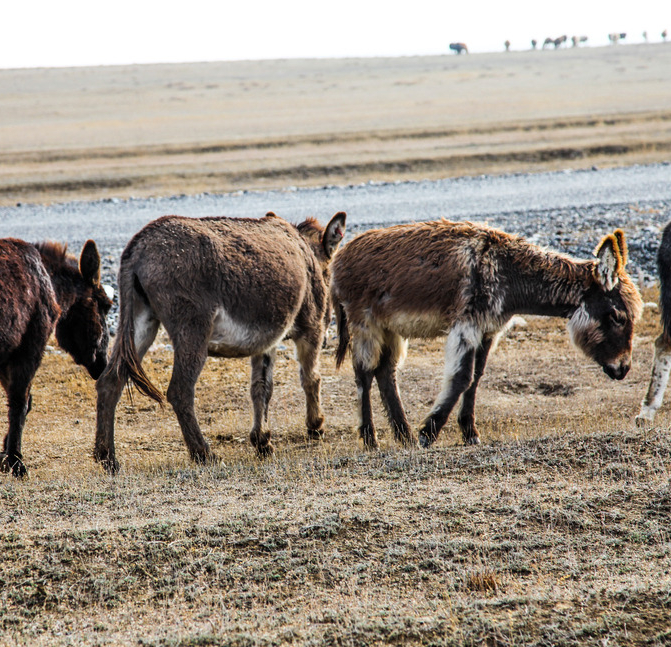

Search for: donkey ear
xmin=322 ymin=212 xmax=346 ymax=259
xmin=594 ymin=233 xmax=623 ymax=291
xmin=80 ymin=239 xmax=101 ymax=285
xmin=613 ymin=228 xmax=628 ymax=266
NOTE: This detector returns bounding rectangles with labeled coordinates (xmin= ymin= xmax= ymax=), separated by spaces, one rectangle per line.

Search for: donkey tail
xmin=114 ymin=269 xmax=164 ymax=404
xmin=658 ymin=222 xmax=671 ymax=341
xmin=334 ymin=301 xmax=351 ymax=370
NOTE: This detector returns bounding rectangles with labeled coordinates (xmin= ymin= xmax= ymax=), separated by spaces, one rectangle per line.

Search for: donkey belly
xmin=207 ymin=306 xmax=290 ymax=358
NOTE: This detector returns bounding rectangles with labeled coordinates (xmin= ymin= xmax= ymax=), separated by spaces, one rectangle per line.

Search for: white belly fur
xmin=208 ymin=306 xmax=288 ymax=357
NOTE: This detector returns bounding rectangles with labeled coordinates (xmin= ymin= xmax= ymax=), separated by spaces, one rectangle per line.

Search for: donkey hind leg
xmin=456 ymin=334 xmax=495 ymax=445
xmin=636 ymin=332 xmax=671 ymax=427
xmin=354 ymin=360 xmax=378 ymax=449
xmin=0 ymin=369 xmax=34 ymax=478
xmin=166 ymin=332 xmax=215 ymax=465
xmin=418 ymin=323 xmax=482 ymax=448
xmin=295 ymin=337 xmax=326 ymax=440
xmin=95 ymin=303 xmax=160 ymax=473
xmin=250 ymin=349 xmax=277 ymax=457
xmin=374 ymin=334 xmax=416 ymax=447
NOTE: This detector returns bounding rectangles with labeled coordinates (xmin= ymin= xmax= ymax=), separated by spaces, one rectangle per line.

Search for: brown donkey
xmin=331 ymin=220 xmax=642 ymax=449
xmin=95 ymin=211 xmax=346 ymax=472
xmin=0 ymin=239 xmax=112 ymax=477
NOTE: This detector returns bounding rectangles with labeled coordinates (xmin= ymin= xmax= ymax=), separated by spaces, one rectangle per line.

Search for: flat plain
xmin=1 ymin=43 xmax=671 ymax=205
xmin=1 ymin=44 xmax=671 ymax=646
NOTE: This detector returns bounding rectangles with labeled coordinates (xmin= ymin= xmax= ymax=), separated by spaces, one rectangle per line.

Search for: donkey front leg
xmin=295 ymin=337 xmax=325 ymax=440
xmin=0 ymin=376 xmax=33 ymax=478
xmin=95 ymin=306 xmax=160 ymax=473
xmin=418 ymin=323 xmax=481 ymax=448
xmin=94 ymin=364 xmax=126 ymax=474
xmin=456 ymin=334 xmax=494 ymax=445
xmin=636 ymin=333 xmax=671 ymax=426
xmin=250 ymin=350 xmax=276 ymax=457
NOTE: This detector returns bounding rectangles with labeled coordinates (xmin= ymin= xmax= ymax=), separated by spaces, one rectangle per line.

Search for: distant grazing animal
xmin=331 ymin=220 xmax=642 ymax=450
xmin=542 ymin=37 xmax=554 ymax=49
xmin=95 ymin=211 xmax=346 ymax=473
xmin=0 ymin=239 xmax=111 ymax=477
xmin=531 ymin=39 xmax=538 ymax=49
xmin=504 ymin=40 xmax=511 ymax=51
xmin=449 ymin=42 xmax=468 ymax=54
xmin=609 ymin=32 xmax=626 ymax=44
xmin=553 ymin=35 xmax=567 ymax=48
xmin=571 ymin=35 xmax=588 ymax=47
xmin=637 ymin=223 xmax=671 ymax=426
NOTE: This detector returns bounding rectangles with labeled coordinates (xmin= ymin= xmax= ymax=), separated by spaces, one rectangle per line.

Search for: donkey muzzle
xmin=603 ymin=361 xmax=630 ymax=380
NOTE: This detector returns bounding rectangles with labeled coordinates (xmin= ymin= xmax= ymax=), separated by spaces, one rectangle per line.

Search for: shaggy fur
xmin=95 ymin=211 xmax=346 ymax=473
xmin=331 ymin=219 xmax=642 ymax=449
xmin=0 ymin=239 xmax=111 ymax=477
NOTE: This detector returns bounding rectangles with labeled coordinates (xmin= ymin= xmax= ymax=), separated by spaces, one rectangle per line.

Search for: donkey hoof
xmin=635 ymin=415 xmax=654 ymax=429
xmin=307 ymin=427 xmax=324 ymax=440
xmin=464 ymin=435 xmax=481 ymax=446
xmin=256 ymin=443 xmax=274 ymax=459
xmin=192 ymin=450 xmax=217 ymax=466
xmin=418 ymin=432 xmax=435 ymax=449
xmin=1 ymin=454 xmax=27 ymax=478
xmin=94 ymin=450 xmax=120 ymax=474
xmin=102 ymin=458 xmax=120 ymax=474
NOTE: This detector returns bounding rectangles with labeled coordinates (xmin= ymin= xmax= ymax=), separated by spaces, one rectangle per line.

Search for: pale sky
xmin=2 ymin=0 xmax=669 ymax=69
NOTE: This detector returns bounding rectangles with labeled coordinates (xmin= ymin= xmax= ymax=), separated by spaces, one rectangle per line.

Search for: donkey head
xmin=568 ymin=229 xmax=642 ymax=380
xmin=54 ymin=240 xmax=112 ymax=379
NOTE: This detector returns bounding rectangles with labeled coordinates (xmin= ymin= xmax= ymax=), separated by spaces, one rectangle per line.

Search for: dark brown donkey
xmin=95 ymin=211 xmax=346 ymax=472
xmin=331 ymin=220 xmax=642 ymax=449
xmin=0 ymin=239 xmax=112 ymax=477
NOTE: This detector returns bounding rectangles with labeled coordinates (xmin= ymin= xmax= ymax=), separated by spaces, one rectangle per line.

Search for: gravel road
xmin=1 ymin=163 xmax=670 ymax=297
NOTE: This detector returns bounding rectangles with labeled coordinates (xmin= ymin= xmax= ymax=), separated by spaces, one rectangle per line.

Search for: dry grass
xmin=2 ymin=288 xmax=671 ymax=645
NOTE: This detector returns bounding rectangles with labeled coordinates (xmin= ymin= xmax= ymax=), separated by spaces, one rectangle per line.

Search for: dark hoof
xmin=192 ymin=450 xmax=218 ymax=466
xmin=94 ymin=449 xmax=120 ymax=474
xmin=307 ymin=427 xmax=324 ymax=440
xmin=101 ymin=457 xmax=120 ymax=474
xmin=418 ymin=432 xmax=435 ymax=449
xmin=0 ymin=453 xmax=27 ymax=478
xmin=256 ymin=443 xmax=274 ymax=459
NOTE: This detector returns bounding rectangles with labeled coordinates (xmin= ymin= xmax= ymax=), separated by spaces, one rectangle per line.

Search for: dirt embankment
xmin=1 ymin=44 xmax=670 ymax=205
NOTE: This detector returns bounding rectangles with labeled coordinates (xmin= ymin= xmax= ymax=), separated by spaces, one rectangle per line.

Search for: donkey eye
xmin=608 ymin=310 xmax=626 ymax=327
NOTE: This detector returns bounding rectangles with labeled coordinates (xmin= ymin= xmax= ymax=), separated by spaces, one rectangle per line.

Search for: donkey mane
xmin=295 ymin=216 xmax=324 ymax=235
xmin=33 ymin=241 xmax=76 ymax=272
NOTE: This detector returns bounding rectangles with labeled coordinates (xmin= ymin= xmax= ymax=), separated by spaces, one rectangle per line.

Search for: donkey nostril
xmin=604 ymin=362 xmax=629 ymax=380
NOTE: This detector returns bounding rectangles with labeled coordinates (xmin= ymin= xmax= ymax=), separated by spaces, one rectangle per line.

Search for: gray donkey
xmin=95 ymin=211 xmax=346 ymax=472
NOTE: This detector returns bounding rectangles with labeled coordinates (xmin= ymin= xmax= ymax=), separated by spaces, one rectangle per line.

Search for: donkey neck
xmin=36 ymin=246 xmax=77 ymax=310
xmin=504 ymin=248 xmax=594 ymax=319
